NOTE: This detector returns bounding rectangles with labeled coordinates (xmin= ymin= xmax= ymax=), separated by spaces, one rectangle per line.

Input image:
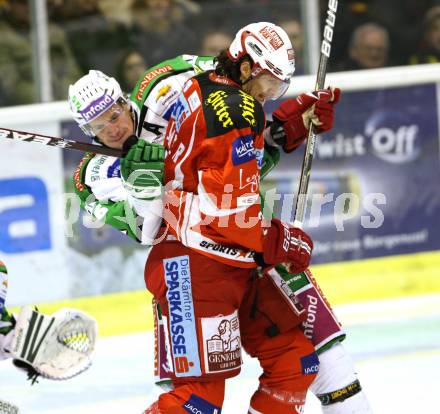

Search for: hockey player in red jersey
xmin=126 ymin=22 xmax=319 ymax=414
xmin=69 ymin=26 xmax=372 ymax=414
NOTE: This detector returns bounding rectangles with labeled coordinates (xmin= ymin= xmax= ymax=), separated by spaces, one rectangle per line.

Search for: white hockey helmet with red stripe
xmin=228 ymin=22 xmax=295 ymax=83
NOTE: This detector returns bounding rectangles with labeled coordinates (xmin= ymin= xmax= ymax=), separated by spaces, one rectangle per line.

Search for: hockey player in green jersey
xmin=70 ymin=56 xmax=215 ymax=244
xmin=69 ymin=45 xmax=372 ymax=412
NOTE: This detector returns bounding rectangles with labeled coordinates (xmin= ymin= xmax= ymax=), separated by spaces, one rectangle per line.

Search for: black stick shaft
xmin=293 ymin=0 xmax=338 ymax=228
xmin=0 ymin=126 xmax=122 ymax=157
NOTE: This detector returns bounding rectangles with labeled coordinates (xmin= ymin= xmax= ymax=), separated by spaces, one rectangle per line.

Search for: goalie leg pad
xmin=10 ymin=306 xmax=97 ymax=381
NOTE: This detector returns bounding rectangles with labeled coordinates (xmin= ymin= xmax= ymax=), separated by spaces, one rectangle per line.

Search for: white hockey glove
xmin=7 ymin=306 xmax=97 ymax=383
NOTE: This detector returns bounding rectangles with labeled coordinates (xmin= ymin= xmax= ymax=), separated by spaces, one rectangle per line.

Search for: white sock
xmin=310 ymin=342 xmax=373 ymax=413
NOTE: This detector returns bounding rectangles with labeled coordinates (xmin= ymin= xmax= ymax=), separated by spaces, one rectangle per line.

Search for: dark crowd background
xmin=1 ymin=0 xmax=440 ymax=106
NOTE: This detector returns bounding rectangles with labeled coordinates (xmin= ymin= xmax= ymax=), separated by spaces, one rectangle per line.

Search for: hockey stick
xmin=292 ymin=0 xmax=338 ymax=228
xmin=0 ymin=126 xmax=122 ymax=157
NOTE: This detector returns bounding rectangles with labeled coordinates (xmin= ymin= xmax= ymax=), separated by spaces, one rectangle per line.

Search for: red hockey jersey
xmin=163 ymin=71 xmax=267 ymax=267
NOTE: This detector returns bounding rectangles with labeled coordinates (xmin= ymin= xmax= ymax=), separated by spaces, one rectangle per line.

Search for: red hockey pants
xmin=144 ymin=240 xmax=318 ymax=413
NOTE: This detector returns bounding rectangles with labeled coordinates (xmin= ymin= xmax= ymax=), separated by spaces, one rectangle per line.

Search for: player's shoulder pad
xmin=202 ymin=86 xmax=265 ymax=138
xmin=130 ymin=56 xmax=190 ymax=109
xmin=143 ymin=75 xmax=185 ymax=117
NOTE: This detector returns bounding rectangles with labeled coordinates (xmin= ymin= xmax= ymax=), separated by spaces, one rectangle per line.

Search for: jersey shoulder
xmin=197 ymin=72 xmax=265 ymax=138
xmin=130 ymin=55 xmax=213 ymax=110
xmin=143 ymin=73 xmax=192 ymax=120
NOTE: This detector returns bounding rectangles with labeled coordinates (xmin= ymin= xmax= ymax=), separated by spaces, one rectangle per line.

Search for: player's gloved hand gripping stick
xmin=268 ymin=87 xmax=340 ymax=153
xmin=293 ymin=0 xmax=339 ymax=229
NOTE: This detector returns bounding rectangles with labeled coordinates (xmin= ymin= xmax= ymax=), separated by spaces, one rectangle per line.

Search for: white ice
xmin=1 ymin=295 xmax=439 ymax=414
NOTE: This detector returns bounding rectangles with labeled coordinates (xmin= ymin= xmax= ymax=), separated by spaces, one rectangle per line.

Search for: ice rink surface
xmin=1 ymin=294 xmax=439 ymax=414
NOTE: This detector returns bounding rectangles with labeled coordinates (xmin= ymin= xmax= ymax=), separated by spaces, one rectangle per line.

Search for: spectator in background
xmin=48 ymin=24 xmax=82 ymax=101
xmin=0 ymin=0 xmax=35 ymax=105
xmin=116 ymin=50 xmax=147 ymax=93
xmin=410 ymin=6 xmax=440 ymax=64
xmin=367 ymin=0 xmax=434 ymax=65
xmin=48 ymin=0 xmax=98 ymax=22
xmin=199 ymin=30 xmax=232 ymax=56
xmin=134 ymin=0 xmax=198 ymax=62
xmin=195 ymin=1 xmax=266 ymax=35
xmin=66 ymin=0 xmax=139 ymax=76
xmin=278 ymin=18 xmax=306 ymax=74
xmin=336 ymin=22 xmax=390 ymax=71
xmin=0 ymin=0 xmax=81 ymax=106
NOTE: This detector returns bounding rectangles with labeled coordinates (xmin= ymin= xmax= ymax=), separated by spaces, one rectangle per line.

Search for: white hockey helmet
xmin=68 ymin=70 xmax=125 ymax=136
xmin=228 ymin=22 xmax=295 ymax=97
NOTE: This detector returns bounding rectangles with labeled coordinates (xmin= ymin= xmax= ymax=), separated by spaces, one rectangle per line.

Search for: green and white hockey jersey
xmin=73 ymin=55 xmax=217 ymax=244
xmin=130 ymin=55 xmax=215 ymax=143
